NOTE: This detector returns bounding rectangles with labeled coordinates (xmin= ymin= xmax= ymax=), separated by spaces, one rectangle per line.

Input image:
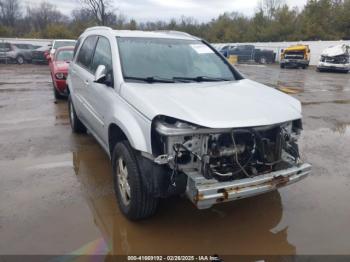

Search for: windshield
xmin=117 ymin=37 xmax=236 ymax=83
xmin=53 ymin=41 xmax=76 ymax=49
xmin=56 ymin=50 xmax=74 ymax=61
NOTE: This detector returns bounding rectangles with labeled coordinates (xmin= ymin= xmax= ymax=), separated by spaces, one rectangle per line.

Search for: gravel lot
xmin=0 ymin=63 xmax=349 ymax=256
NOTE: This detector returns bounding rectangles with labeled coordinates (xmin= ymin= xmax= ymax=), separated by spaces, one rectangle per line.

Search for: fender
xmin=107 ymin=95 xmax=153 ymax=155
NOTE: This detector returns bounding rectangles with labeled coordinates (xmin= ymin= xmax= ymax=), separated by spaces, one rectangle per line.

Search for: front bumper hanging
xmin=186 ymin=163 xmax=312 ymax=209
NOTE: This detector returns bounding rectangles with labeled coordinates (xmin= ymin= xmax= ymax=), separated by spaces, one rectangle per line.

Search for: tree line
xmin=0 ymin=0 xmax=349 ymax=42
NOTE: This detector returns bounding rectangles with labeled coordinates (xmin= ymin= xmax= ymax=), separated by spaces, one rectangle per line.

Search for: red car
xmin=48 ymin=46 xmax=74 ymax=99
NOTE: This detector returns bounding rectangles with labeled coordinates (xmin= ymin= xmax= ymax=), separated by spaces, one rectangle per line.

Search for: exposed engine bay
xmin=152 ymin=116 xmax=303 ymax=182
xmin=320 ymin=54 xmax=349 ymax=64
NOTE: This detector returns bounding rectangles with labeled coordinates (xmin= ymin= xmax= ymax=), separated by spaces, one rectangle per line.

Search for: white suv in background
xmin=67 ymin=27 xmax=311 ymax=220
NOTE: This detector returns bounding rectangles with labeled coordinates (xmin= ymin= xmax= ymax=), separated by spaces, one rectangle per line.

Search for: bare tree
xmin=78 ymin=0 xmax=115 ymax=26
xmin=26 ymin=2 xmax=67 ymax=31
xmin=0 ymin=0 xmax=21 ymax=27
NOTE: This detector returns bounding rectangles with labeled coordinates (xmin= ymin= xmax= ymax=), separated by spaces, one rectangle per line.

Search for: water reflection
xmin=72 ymin=143 xmax=296 ymax=256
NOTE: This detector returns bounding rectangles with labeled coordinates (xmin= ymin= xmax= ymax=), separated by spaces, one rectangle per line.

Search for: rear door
xmin=69 ymin=35 xmax=98 ymax=127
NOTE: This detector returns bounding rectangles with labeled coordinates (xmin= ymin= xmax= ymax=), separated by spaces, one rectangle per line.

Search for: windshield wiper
xmin=173 ymin=76 xmax=232 ymax=82
xmin=124 ymin=76 xmax=175 ymax=83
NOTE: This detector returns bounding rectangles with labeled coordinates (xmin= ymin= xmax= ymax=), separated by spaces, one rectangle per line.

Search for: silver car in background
xmin=0 ymin=42 xmax=34 ymax=64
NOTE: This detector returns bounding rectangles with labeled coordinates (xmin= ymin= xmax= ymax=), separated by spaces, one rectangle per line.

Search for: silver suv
xmin=0 ymin=42 xmax=33 ymax=64
xmin=67 ymin=27 xmax=311 ymax=220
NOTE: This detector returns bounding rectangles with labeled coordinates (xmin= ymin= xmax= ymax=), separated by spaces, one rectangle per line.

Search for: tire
xmin=52 ymin=76 xmax=64 ymax=100
xmin=302 ymin=65 xmax=307 ymax=69
xmin=68 ymin=95 xmax=86 ymax=133
xmin=112 ymin=141 xmax=159 ymax=220
xmin=16 ymin=55 xmax=24 ymax=65
xmin=259 ymin=56 xmax=267 ymax=64
xmin=54 ymin=87 xmax=64 ymax=99
xmin=280 ymin=63 xmax=285 ymax=69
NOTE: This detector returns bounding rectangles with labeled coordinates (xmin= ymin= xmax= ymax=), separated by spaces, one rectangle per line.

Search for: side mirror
xmin=94 ymin=65 xmax=107 ymax=83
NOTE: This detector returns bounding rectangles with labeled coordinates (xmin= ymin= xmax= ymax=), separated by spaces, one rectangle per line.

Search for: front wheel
xmin=112 ymin=141 xmax=159 ymax=220
xmin=68 ymin=95 xmax=86 ymax=133
xmin=52 ymin=75 xmax=64 ymax=99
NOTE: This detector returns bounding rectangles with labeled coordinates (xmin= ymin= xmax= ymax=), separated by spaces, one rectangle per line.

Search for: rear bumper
xmin=186 ymin=163 xmax=312 ymax=209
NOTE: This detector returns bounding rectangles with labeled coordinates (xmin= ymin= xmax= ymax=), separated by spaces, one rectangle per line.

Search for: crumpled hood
xmin=322 ymin=44 xmax=349 ymax=57
xmin=120 ymin=79 xmax=302 ymax=128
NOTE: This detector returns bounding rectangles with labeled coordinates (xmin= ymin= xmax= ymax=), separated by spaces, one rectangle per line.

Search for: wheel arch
xmin=108 ymin=118 xmax=150 ymax=158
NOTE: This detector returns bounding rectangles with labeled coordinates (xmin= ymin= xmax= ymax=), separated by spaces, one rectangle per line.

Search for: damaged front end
xmin=318 ymin=44 xmax=350 ymax=72
xmin=151 ymin=116 xmax=311 ymax=209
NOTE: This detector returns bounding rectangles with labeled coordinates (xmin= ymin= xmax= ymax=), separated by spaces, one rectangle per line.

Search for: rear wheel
xmin=112 ymin=141 xmax=159 ymax=220
xmin=16 ymin=55 xmax=24 ymax=65
xmin=259 ymin=56 xmax=267 ymax=64
xmin=68 ymin=95 xmax=86 ymax=133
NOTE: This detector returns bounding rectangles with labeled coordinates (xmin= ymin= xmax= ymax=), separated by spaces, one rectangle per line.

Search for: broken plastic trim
xmin=154 ymin=117 xmax=292 ymax=137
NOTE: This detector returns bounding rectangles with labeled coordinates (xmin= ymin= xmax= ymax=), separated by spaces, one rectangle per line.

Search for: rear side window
xmin=90 ymin=37 xmax=113 ymax=74
xmin=0 ymin=43 xmax=11 ymax=51
xmin=77 ymin=36 xmax=97 ymax=70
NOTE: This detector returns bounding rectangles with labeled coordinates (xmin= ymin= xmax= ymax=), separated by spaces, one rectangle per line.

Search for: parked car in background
xmin=221 ymin=44 xmax=276 ymax=64
xmin=67 ymin=27 xmax=311 ymax=220
xmin=317 ymin=44 xmax=350 ymax=73
xmin=280 ymin=45 xmax=310 ymax=69
xmin=50 ymin=39 xmax=76 ymax=56
xmin=0 ymin=42 xmax=33 ymax=64
xmin=219 ymin=44 xmax=236 ymax=57
xmin=13 ymin=43 xmax=41 ymax=50
xmin=32 ymin=45 xmax=51 ymax=64
xmin=49 ymin=46 xmax=74 ymax=99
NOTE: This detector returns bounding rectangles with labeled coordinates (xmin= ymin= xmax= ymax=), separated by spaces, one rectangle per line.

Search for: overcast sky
xmin=24 ymin=0 xmax=308 ymax=22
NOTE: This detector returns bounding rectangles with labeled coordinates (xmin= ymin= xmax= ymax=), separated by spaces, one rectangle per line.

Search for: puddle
xmin=1 ymin=63 xmax=350 ymax=256
xmin=302 ymin=99 xmax=350 ymax=105
xmin=0 ymin=82 xmax=31 ymax=85
xmin=0 ymin=88 xmax=50 ymax=93
xmin=73 ymin=145 xmax=295 ymax=255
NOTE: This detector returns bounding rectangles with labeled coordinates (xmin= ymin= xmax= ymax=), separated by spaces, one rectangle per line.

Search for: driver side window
xmin=90 ymin=36 xmax=113 ymax=75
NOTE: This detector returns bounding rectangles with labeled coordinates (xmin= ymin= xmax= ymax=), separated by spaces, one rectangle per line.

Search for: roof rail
xmin=84 ymin=26 xmax=113 ymax=33
xmin=157 ymin=30 xmax=193 ymax=37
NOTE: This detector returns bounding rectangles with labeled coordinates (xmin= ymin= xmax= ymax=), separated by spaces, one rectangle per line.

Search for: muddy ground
xmin=0 ymin=64 xmax=349 ymax=256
